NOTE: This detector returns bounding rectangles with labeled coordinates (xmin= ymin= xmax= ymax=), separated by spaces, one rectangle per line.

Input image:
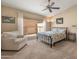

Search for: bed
xmin=37 ymin=27 xmax=67 ymax=47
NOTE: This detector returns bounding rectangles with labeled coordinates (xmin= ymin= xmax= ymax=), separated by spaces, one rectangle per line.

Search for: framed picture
xmin=2 ymin=16 xmax=15 ymax=23
xmin=56 ymin=17 xmax=63 ymax=24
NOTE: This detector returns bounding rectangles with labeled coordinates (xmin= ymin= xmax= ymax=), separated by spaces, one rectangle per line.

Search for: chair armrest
xmin=14 ymin=38 xmax=25 ymax=44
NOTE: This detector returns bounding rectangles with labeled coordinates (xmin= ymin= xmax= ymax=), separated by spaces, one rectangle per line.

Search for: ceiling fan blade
xmin=48 ymin=8 xmax=52 ymax=12
xmin=48 ymin=0 xmax=50 ymax=3
xmin=51 ymin=2 xmax=55 ymax=6
xmin=42 ymin=8 xmax=48 ymax=11
xmin=48 ymin=0 xmax=50 ymax=5
xmin=50 ymin=7 xmax=60 ymax=9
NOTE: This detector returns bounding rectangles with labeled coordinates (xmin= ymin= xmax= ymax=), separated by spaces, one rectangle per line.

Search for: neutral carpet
xmin=1 ymin=40 xmax=77 ymax=59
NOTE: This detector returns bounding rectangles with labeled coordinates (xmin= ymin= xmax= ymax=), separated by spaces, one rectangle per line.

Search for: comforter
xmin=37 ymin=28 xmax=66 ymax=44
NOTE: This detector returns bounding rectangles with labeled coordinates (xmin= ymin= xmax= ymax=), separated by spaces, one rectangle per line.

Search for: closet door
xmin=23 ymin=19 xmax=37 ymax=35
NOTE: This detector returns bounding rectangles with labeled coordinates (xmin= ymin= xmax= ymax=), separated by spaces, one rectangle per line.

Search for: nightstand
xmin=68 ymin=32 xmax=76 ymax=41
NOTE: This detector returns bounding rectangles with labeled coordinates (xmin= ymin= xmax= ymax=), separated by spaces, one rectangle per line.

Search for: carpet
xmin=1 ymin=40 xmax=77 ymax=59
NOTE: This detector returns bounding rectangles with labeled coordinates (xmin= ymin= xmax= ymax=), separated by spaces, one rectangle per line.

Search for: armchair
xmin=1 ymin=31 xmax=26 ymax=50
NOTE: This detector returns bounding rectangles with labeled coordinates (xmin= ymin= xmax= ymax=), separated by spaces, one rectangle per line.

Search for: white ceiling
xmin=1 ymin=0 xmax=77 ymax=16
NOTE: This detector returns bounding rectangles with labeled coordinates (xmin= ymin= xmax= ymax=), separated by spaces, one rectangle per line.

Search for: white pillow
xmin=3 ymin=31 xmax=19 ymax=38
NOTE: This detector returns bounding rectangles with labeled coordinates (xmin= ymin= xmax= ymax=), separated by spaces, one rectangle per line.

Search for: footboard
xmin=37 ymin=27 xmax=68 ymax=47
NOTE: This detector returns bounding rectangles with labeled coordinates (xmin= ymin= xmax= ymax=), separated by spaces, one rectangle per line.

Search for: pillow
xmin=3 ymin=31 xmax=21 ymax=38
xmin=52 ymin=28 xmax=66 ymax=33
xmin=57 ymin=28 xmax=66 ymax=33
xmin=51 ymin=28 xmax=58 ymax=32
xmin=17 ymin=35 xmax=24 ymax=38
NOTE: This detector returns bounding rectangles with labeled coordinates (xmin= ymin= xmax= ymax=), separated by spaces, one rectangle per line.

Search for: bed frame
xmin=52 ymin=27 xmax=68 ymax=40
xmin=37 ymin=27 xmax=68 ymax=48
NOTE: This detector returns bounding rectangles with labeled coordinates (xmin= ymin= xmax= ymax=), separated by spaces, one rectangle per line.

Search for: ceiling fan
xmin=42 ymin=0 xmax=60 ymax=13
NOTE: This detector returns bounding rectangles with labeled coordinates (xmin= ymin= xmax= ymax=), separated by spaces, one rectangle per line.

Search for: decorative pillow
xmin=17 ymin=35 xmax=24 ymax=38
xmin=2 ymin=31 xmax=24 ymax=38
xmin=51 ymin=28 xmax=58 ymax=32
xmin=3 ymin=31 xmax=19 ymax=37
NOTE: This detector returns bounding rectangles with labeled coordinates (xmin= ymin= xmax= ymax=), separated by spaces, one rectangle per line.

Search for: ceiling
xmin=1 ymin=0 xmax=77 ymax=16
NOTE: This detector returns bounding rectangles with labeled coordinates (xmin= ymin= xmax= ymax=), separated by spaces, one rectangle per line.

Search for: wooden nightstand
xmin=68 ymin=32 xmax=76 ymax=41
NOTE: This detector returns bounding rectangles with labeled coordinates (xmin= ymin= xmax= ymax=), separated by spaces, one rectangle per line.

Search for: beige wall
xmin=1 ymin=6 xmax=18 ymax=32
xmin=1 ymin=5 xmax=44 ymax=33
xmin=51 ymin=5 xmax=77 ymax=33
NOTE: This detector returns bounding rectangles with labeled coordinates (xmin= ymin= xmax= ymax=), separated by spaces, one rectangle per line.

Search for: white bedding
xmin=37 ymin=28 xmax=66 ymax=44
